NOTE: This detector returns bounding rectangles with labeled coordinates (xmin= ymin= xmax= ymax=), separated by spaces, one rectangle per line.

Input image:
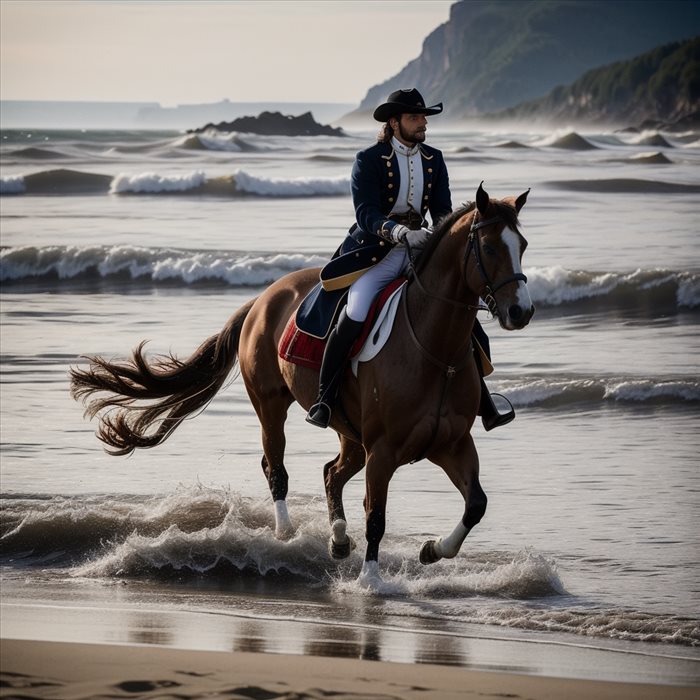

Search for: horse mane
xmin=416 ymin=199 xmax=521 ymax=275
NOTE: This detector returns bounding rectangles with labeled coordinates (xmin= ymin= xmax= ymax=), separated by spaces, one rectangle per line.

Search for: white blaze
xmin=501 ymin=227 xmax=532 ymax=311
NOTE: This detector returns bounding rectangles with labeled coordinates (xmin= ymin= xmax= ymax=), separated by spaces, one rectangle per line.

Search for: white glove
xmin=391 ymin=225 xmax=432 ymax=250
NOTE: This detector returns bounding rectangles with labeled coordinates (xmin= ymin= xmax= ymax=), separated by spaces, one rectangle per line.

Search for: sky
xmin=0 ymin=0 xmax=456 ymax=106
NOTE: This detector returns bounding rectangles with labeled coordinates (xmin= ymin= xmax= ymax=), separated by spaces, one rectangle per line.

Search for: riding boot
xmin=474 ymin=344 xmax=515 ymax=431
xmin=306 ymin=309 xmax=364 ymax=429
xmin=479 ymin=376 xmax=515 ymax=431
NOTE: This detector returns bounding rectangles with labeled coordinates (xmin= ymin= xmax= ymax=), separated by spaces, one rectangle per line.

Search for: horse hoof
xmin=329 ymin=535 xmax=355 ymax=560
xmin=420 ymin=540 xmax=441 ymax=565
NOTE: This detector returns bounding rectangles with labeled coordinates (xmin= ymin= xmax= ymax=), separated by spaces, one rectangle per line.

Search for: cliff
xmin=491 ymin=37 xmax=700 ymax=128
xmin=349 ymin=0 xmax=700 ymax=120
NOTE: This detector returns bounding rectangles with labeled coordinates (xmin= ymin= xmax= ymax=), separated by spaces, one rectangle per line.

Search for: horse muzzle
xmin=503 ymin=302 xmax=535 ymax=330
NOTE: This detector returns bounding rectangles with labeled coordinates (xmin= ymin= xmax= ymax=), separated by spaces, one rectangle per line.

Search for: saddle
xmin=278 ymin=278 xmax=406 ymax=371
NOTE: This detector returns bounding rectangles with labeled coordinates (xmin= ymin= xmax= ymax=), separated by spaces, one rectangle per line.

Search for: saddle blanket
xmin=278 ymin=279 xmax=407 ymax=371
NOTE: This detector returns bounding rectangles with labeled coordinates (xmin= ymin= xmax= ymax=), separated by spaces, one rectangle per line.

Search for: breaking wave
xmin=527 ymin=266 xmax=700 ymax=310
xmin=2 ymin=486 xmax=697 ymax=647
xmin=1 ymin=168 xmax=350 ymax=197
xmin=0 ymin=245 xmax=326 ymax=288
xmin=3 ymin=250 xmax=696 ymax=312
xmin=494 ymin=375 xmax=700 ymax=408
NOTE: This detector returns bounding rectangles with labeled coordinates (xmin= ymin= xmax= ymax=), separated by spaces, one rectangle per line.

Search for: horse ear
xmin=515 ymin=188 xmax=530 ymax=213
xmin=476 ymin=181 xmax=489 ymax=215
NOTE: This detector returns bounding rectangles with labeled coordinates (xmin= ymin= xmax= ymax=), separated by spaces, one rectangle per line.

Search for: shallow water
xmin=1 ymin=125 xmax=699 ymax=675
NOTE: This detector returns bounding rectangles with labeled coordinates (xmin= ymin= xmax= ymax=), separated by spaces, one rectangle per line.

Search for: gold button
xmin=380 ymin=241 xmax=385 ymax=246
xmin=427 ymin=183 xmax=432 ymax=188
xmin=355 ymin=252 xmax=360 ymax=257
xmin=388 ymin=197 xmax=394 ymax=202
xmin=428 ymin=168 xmax=433 ymax=173
xmin=388 ymin=171 xmax=393 ymax=177
xmin=424 ymin=195 xmax=429 ymax=200
xmin=386 ymin=161 xmax=391 ymax=167
xmin=388 ymin=183 xmax=393 ymax=189
xmin=371 ymin=257 xmax=377 ymax=262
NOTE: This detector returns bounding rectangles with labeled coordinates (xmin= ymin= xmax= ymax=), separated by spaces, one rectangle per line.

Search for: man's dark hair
xmin=377 ymin=121 xmax=394 ymax=143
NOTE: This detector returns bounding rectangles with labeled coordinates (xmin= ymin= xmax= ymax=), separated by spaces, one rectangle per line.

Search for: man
xmin=305 ymin=88 xmax=513 ymax=432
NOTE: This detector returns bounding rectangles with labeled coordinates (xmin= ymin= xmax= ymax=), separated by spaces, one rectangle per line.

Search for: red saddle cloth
xmin=278 ymin=278 xmax=405 ymax=371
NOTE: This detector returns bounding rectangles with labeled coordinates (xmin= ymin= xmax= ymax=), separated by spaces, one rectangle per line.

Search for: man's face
xmin=392 ymin=113 xmax=427 ymax=145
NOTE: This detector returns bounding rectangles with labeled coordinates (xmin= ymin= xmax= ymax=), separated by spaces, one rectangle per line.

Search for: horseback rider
xmin=305 ymin=87 xmax=515 ymax=432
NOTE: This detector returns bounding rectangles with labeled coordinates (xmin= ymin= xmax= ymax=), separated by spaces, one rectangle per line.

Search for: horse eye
xmin=483 ymin=244 xmax=497 ymax=256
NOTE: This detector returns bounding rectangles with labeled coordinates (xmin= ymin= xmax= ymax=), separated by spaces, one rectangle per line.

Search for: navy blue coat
xmin=320 ymin=140 xmax=452 ymax=291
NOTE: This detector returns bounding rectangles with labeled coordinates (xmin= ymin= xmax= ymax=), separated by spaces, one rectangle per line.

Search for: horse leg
xmin=324 ymin=437 xmax=365 ymax=559
xmin=420 ymin=435 xmax=487 ymax=564
xmin=358 ymin=446 xmax=397 ymax=587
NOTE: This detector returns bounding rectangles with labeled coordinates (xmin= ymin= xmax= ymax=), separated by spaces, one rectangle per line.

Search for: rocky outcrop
xmin=188 ymin=111 xmax=345 ymax=137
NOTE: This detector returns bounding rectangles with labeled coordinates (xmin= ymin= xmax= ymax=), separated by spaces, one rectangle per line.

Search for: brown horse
xmin=70 ymin=183 xmax=533 ymax=587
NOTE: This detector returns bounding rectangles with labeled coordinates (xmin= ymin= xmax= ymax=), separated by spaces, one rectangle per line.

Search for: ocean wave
xmin=2 ymin=486 xmax=697 ymax=647
xmin=7 ymin=146 xmax=68 ymax=160
xmin=110 ymin=170 xmax=208 ymax=193
xmin=0 ymin=486 xmax=564 ymax=597
xmin=536 ymin=131 xmax=599 ymax=150
xmin=2 ymin=251 xmax=698 ymax=311
xmin=174 ymin=132 xmax=260 ymax=152
xmin=493 ymin=375 xmax=700 ymax=408
xmin=0 ymin=175 xmax=26 ymax=194
xmin=545 ymin=178 xmax=700 ymax=193
xmin=527 ymin=266 xmax=700 ymax=309
xmin=458 ymin=606 xmax=699 ymax=647
xmin=1 ymin=168 xmax=350 ymax=197
xmin=0 ymin=245 xmax=326 ymax=287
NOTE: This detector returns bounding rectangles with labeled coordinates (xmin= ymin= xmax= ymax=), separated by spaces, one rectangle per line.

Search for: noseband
xmin=465 ymin=215 xmax=528 ymax=318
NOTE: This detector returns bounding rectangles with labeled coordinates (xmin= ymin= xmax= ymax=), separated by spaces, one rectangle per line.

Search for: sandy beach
xmin=2 ymin=638 xmax=698 ymax=700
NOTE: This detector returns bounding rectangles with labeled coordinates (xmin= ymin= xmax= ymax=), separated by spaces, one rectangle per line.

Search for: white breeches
xmin=346 ymin=247 xmax=409 ymax=322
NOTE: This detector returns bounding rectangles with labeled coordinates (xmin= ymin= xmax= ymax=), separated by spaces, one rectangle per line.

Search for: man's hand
xmin=391 ymin=225 xmax=432 ymax=250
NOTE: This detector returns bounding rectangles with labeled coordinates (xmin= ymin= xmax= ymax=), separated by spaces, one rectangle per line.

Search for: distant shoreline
xmin=0 ymin=99 xmax=356 ymax=130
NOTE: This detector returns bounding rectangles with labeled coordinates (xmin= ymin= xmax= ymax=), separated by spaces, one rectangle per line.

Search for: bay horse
xmin=70 ymin=182 xmax=533 ymax=587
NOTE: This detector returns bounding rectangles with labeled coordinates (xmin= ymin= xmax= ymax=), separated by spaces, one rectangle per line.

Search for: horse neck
xmin=406 ymin=231 xmax=479 ymax=359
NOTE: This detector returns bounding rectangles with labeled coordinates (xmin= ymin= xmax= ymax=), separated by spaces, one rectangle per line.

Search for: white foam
xmin=110 ymin=170 xmax=207 ymax=193
xmin=0 ymin=245 xmax=327 ymax=287
xmin=233 ymin=170 xmax=350 ymax=197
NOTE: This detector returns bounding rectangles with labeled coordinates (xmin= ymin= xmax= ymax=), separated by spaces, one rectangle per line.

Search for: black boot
xmin=479 ymin=377 xmax=515 ymax=431
xmin=473 ymin=343 xmax=515 ymax=432
xmin=306 ymin=309 xmax=363 ymax=429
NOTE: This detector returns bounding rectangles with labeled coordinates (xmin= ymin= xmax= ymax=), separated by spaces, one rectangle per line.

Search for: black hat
xmin=373 ymin=88 xmax=443 ymax=122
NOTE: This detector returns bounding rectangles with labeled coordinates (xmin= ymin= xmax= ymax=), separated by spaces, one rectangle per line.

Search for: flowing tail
xmin=70 ymin=298 xmax=257 ymax=456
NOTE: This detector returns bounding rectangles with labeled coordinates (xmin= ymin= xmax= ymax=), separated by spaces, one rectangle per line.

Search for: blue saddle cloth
xmin=295 ymin=282 xmax=348 ymax=339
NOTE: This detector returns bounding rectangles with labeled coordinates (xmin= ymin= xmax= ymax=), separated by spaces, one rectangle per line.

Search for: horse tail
xmin=70 ymin=297 xmax=257 ymax=456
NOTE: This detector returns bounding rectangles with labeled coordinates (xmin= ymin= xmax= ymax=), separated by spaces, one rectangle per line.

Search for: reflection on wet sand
xmin=232 ymin=620 xmax=268 ymax=654
xmin=303 ymin=625 xmax=381 ymax=662
xmin=126 ymin=613 xmax=175 ymax=647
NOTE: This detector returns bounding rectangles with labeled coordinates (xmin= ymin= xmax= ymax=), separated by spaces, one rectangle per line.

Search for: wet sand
xmin=3 ymin=638 xmax=699 ymax=700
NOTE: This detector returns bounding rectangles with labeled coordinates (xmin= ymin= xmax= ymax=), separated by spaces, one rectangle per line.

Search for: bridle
xmin=401 ymin=209 xmax=528 ymax=461
xmin=465 ymin=214 xmax=528 ymax=318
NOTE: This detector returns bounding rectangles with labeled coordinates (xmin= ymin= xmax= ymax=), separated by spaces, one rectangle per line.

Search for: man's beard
xmin=399 ymin=121 xmax=426 ymax=145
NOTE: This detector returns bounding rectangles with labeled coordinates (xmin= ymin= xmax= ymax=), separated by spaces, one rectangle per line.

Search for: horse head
xmin=464 ymin=182 xmax=534 ymax=330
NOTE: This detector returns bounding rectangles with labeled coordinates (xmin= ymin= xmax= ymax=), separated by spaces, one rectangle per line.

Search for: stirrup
xmin=306 ymin=401 xmax=332 ymax=429
xmin=482 ymin=393 xmax=515 ymax=432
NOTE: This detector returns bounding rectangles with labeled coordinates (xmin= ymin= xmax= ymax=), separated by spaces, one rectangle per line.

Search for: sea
xmin=1 ymin=120 xmax=699 ymax=685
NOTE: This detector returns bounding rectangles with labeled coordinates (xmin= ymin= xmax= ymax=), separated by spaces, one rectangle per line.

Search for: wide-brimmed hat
xmin=373 ymin=88 xmax=443 ymax=122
